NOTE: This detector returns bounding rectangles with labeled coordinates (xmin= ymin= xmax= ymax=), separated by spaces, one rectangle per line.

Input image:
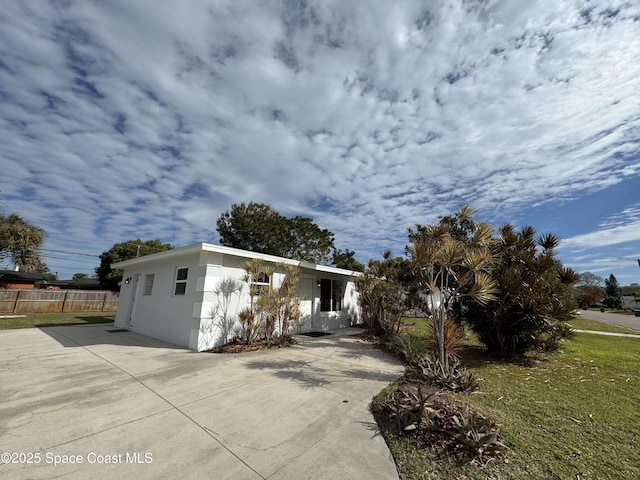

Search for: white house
xmin=112 ymin=243 xmax=361 ymax=351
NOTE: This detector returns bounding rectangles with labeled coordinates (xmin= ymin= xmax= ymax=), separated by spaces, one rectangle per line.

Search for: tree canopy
xmin=216 ymin=202 xmax=343 ymax=265
xmin=603 ymin=273 xmax=622 ymax=308
xmin=96 ymin=239 xmax=173 ymax=290
xmin=0 ymin=213 xmax=47 ymax=272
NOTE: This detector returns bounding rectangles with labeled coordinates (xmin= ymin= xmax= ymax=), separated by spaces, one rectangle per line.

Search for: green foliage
xmin=464 ymin=224 xmax=578 ymax=358
xmin=217 ymin=202 xmax=286 ymax=254
xmin=216 ymin=202 xmax=336 ymax=264
xmin=0 ymin=213 xmax=47 ymax=272
xmin=387 ymin=333 xmax=425 ymax=366
xmin=239 ymin=259 xmax=302 ymax=345
xmin=417 ymin=356 xmax=479 ymax=393
xmin=96 ymin=239 xmax=173 ymax=290
xmin=376 ymin=374 xmax=500 ymax=464
xmin=355 ymin=251 xmax=412 ymax=337
xmin=332 ymin=248 xmax=365 ymax=272
xmin=286 ymin=216 xmax=335 ymax=264
xmin=255 ymin=263 xmax=303 ymax=343
xmin=450 ymin=405 xmax=507 ymax=460
xmin=374 ymin=317 xmax=640 ymax=479
xmin=72 ymin=272 xmax=88 ymax=279
xmin=408 ymin=205 xmax=496 ymax=365
xmin=603 ymin=273 xmax=622 ymax=308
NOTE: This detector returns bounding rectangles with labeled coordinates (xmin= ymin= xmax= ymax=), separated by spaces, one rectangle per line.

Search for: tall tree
xmin=0 ymin=213 xmax=47 ymax=272
xmin=216 ymin=202 xmax=337 ymax=264
xmin=332 ymin=248 xmax=365 ymax=272
xmin=575 ymin=272 xmax=604 ymax=308
xmin=217 ymin=202 xmax=288 ymax=256
xmin=96 ymin=239 xmax=173 ymax=290
xmin=603 ymin=274 xmax=622 ymax=309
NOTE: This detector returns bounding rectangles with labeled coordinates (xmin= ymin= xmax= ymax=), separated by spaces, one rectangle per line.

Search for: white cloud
xmin=1 ymin=0 xmax=640 ymax=274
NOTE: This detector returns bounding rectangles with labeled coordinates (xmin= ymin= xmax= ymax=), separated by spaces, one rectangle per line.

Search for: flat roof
xmin=112 ymin=242 xmax=361 ymax=277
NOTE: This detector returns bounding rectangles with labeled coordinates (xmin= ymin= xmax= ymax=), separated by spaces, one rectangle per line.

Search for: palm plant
xmin=408 ymin=207 xmax=496 ymax=366
xmin=464 ymin=224 xmax=579 ymax=357
xmin=0 ymin=214 xmax=46 ymax=272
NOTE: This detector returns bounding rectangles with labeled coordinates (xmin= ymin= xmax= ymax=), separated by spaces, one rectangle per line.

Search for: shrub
xmin=464 ymin=225 xmax=578 ymax=358
xmin=387 ymin=334 xmax=424 ymax=366
xmin=417 ymin=356 xmax=479 ymax=393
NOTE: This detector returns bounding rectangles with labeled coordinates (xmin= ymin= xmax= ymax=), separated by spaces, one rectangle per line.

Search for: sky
xmin=1 ymin=0 xmax=639 ymax=283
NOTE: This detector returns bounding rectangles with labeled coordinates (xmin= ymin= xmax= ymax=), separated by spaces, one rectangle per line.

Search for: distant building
xmin=0 ymin=270 xmax=44 ymax=289
xmin=43 ymin=278 xmax=103 ymax=290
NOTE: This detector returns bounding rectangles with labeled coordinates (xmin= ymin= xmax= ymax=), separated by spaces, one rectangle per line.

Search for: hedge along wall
xmin=0 ymin=290 xmax=119 ymax=313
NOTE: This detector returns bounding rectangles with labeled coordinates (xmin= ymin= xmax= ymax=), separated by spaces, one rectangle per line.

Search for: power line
xmin=40 ymin=248 xmax=100 ymax=257
xmin=46 ymin=265 xmax=95 ymax=272
xmin=40 ymin=255 xmax=98 ymax=265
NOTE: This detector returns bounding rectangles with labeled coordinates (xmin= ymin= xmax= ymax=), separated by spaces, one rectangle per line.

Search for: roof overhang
xmin=112 ymin=242 xmax=362 ymax=277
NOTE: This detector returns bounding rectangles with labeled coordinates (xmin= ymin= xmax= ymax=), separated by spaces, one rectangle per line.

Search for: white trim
xmin=112 ymin=243 xmax=362 ymax=277
xmin=173 ymin=266 xmax=189 ymax=296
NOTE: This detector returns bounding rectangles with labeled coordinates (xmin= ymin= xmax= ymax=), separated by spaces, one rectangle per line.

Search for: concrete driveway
xmin=0 ymin=324 xmax=403 ymax=479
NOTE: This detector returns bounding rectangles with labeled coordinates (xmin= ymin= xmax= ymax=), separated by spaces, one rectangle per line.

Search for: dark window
xmin=174 ymin=267 xmax=188 ymax=296
xmin=320 ymin=279 xmax=342 ymax=312
xmin=251 ymin=272 xmax=270 ymax=296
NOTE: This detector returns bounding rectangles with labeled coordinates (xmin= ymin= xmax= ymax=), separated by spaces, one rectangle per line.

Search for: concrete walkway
xmin=0 ymin=324 xmax=403 ymax=480
xmin=572 ymin=329 xmax=640 ymax=338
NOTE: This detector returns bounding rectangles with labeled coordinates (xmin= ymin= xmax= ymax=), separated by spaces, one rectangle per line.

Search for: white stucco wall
xmin=114 ymin=245 xmax=361 ymax=351
xmin=114 ymin=252 xmax=204 ymax=350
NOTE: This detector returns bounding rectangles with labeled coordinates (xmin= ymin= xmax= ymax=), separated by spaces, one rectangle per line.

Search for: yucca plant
xmin=408 ymin=205 xmax=496 ymax=366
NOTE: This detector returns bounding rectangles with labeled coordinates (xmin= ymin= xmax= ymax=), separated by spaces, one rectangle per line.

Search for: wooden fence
xmin=0 ymin=289 xmax=119 ymax=313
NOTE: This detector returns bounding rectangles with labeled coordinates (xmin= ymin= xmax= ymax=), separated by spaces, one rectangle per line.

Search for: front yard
xmin=373 ymin=318 xmax=640 ymax=479
xmin=0 ymin=311 xmax=115 ymax=330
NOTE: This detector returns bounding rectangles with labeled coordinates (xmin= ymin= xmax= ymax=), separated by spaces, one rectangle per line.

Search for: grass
xmin=373 ymin=318 xmax=640 ymax=479
xmin=0 ymin=311 xmax=115 ymax=329
xmin=569 ymin=316 xmax=638 ymax=334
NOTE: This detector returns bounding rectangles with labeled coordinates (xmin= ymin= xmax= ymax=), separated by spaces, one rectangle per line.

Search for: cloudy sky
xmin=1 ymin=0 xmax=639 ymax=283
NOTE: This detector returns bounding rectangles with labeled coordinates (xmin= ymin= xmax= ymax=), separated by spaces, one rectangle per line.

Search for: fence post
xmin=13 ymin=290 xmax=21 ymax=313
xmin=61 ymin=291 xmax=68 ymax=313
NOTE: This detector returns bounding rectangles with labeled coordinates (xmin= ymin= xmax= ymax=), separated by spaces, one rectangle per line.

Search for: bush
xmin=464 ymin=225 xmax=578 ymax=358
xmin=387 ymin=334 xmax=424 ymax=366
xmin=417 ymin=356 xmax=479 ymax=393
xmin=379 ymin=381 xmax=504 ymax=463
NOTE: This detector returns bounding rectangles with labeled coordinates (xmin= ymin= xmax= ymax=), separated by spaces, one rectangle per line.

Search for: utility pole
xmin=136 ymin=244 xmax=141 ymax=258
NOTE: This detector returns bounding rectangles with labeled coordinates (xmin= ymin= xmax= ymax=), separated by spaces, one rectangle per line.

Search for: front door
xmin=299 ymin=278 xmax=314 ymax=331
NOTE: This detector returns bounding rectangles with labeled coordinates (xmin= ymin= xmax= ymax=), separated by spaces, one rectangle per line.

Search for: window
xmin=143 ymin=274 xmax=155 ymax=296
xmin=320 ymin=279 xmax=342 ymax=312
xmin=250 ymin=272 xmax=270 ymax=296
xmin=174 ymin=267 xmax=188 ymax=296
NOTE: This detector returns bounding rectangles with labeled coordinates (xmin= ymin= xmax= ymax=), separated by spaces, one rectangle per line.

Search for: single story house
xmin=112 ymin=243 xmax=361 ymax=351
xmin=0 ymin=270 xmax=44 ymax=289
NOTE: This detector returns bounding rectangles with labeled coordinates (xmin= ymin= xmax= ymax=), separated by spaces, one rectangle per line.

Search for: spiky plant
xmin=408 ymin=206 xmax=496 ymax=366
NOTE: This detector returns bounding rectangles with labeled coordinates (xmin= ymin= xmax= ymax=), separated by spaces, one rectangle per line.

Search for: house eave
xmin=111 ymin=242 xmax=362 ymax=277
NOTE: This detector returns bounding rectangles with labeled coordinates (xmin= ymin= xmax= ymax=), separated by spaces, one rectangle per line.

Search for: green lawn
xmin=0 ymin=311 xmax=115 ymax=330
xmin=569 ymin=316 xmax=638 ymax=334
xmin=374 ymin=318 xmax=640 ymax=479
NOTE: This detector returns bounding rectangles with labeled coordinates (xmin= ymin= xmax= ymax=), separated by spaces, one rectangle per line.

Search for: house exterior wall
xmin=196 ymin=252 xmax=359 ymax=351
xmin=114 ymin=245 xmax=360 ymax=351
xmin=114 ymin=252 xmax=205 ymax=350
xmin=0 ymin=281 xmax=36 ymax=289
